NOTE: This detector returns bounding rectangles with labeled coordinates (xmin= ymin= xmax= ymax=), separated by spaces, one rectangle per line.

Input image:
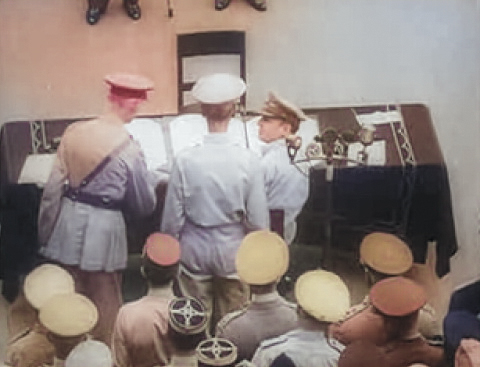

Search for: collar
xmin=170 ymin=354 xmax=198 ymax=367
xmin=203 ymin=132 xmax=232 ymax=145
xmin=261 ymin=138 xmax=287 ymax=154
xmin=251 ymin=290 xmax=280 ymax=303
xmin=147 ymin=285 xmax=174 ymax=298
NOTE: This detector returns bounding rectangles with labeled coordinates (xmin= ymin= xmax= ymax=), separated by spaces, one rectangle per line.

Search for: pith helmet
xmin=360 ymin=232 xmax=413 ymax=275
xmin=370 ymin=276 xmax=427 ymax=317
xmin=24 ymin=264 xmax=75 ymax=309
xmin=236 ymin=230 xmax=289 ymax=285
xmin=295 ymin=270 xmax=350 ymax=323
xmin=39 ymin=293 xmax=98 ymax=337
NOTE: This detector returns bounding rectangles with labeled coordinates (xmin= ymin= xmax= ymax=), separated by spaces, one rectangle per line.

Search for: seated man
xmin=38 ymin=292 xmax=99 ymax=366
xmin=111 ymin=232 xmax=180 ymax=367
xmin=330 ymin=232 xmax=440 ymax=345
xmin=215 ymin=0 xmax=266 ymax=11
xmin=252 ymin=269 xmax=349 ymax=367
xmin=216 ymin=230 xmax=297 ymax=362
xmin=444 ymin=280 xmax=480 ymax=365
xmin=6 ymin=264 xmax=76 ymax=367
xmin=370 ymin=277 xmax=447 ymax=367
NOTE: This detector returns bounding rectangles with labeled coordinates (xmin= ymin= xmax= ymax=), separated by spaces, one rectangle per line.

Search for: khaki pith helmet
xmin=24 ymin=264 xmax=75 ymax=309
xmin=236 ymin=230 xmax=289 ymax=285
xmin=295 ymin=270 xmax=350 ymax=323
xmin=192 ymin=73 xmax=246 ymax=104
xmin=39 ymin=293 xmax=98 ymax=337
xmin=360 ymin=232 xmax=413 ymax=275
xmin=370 ymin=276 xmax=427 ymax=317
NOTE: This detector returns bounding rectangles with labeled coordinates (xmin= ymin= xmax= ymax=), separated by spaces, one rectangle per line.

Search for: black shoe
xmin=215 ymin=0 xmax=232 ymax=11
xmin=246 ymin=0 xmax=266 ymax=11
xmin=86 ymin=6 xmax=103 ymax=25
xmin=124 ymin=2 xmax=141 ymax=20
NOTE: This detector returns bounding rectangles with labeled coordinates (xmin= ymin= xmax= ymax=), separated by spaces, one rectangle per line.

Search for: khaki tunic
xmin=216 ymin=291 xmax=297 ymax=362
xmin=5 ymin=324 xmax=55 ymax=367
xmin=112 ymin=289 xmax=174 ymax=367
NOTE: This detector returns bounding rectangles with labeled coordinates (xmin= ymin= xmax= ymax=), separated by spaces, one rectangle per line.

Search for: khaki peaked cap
xmin=24 ymin=264 xmax=75 ymax=309
xmin=236 ymin=230 xmax=289 ymax=285
xmin=360 ymin=232 xmax=413 ymax=275
xmin=295 ymin=269 xmax=350 ymax=323
xmin=39 ymin=293 xmax=98 ymax=337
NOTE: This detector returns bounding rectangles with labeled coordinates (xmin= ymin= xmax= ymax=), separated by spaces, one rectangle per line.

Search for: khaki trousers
xmin=63 ymin=265 xmax=122 ymax=346
xmin=176 ymin=266 xmax=248 ymax=336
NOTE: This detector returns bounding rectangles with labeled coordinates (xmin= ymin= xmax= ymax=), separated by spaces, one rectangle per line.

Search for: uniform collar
xmin=251 ymin=290 xmax=280 ymax=303
xmin=147 ymin=285 xmax=174 ymax=298
xmin=203 ymin=132 xmax=232 ymax=144
xmin=261 ymin=138 xmax=287 ymax=154
xmin=170 ymin=354 xmax=198 ymax=367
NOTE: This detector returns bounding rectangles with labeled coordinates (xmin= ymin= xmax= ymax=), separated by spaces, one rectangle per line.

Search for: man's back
xmin=112 ymin=294 xmax=174 ymax=367
xmin=216 ymin=292 xmax=297 ymax=362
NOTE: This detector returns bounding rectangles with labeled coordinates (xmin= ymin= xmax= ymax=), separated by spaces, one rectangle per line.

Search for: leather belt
xmin=64 ymin=187 xmax=123 ymax=211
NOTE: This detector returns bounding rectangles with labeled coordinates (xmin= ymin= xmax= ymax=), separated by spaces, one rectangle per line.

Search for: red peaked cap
xmin=370 ymin=276 xmax=427 ymax=317
xmin=104 ymin=73 xmax=154 ymax=100
xmin=143 ymin=232 xmax=180 ymax=266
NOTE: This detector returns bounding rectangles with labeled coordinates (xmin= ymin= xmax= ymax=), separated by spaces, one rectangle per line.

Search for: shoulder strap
xmin=79 ymin=137 xmax=131 ymax=187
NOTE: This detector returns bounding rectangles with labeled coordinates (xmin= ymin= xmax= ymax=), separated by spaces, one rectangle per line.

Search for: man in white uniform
xmin=257 ymin=92 xmax=309 ymax=244
xmin=252 ymin=270 xmax=349 ymax=367
xmin=161 ymin=73 xmax=269 ymax=334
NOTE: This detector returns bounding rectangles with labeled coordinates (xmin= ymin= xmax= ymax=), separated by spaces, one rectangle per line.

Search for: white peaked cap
xmin=192 ymin=73 xmax=246 ymax=104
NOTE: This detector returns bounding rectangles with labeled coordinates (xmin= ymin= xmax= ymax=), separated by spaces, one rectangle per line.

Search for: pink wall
xmin=0 ymin=0 xmax=261 ymax=124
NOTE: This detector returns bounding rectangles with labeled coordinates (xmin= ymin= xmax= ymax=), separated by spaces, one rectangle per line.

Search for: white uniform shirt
xmin=260 ymin=139 xmax=309 ymax=244
xmin=161 ymin=133 xmax=269 ymax=277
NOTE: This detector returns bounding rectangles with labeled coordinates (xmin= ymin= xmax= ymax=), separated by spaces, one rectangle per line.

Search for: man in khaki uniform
xmin=370 ymin=277 xmax=447 ymax=367
xmin=252 ymin=270 xmax=349 ymax=367
xmin=111 ymin=232 xmax=180 ymax=367
xmin=38 ymin=73 xmax=157 ymax=344
xmin=38 ymin=292 xmax=99 ymax=367
xmin=6 ymin=264 xmax=76 ymax=367
xmin=216 ymin=230 xmax=297 ymax=362
xmin=330 ymin=232 xmax=439 ymax=345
